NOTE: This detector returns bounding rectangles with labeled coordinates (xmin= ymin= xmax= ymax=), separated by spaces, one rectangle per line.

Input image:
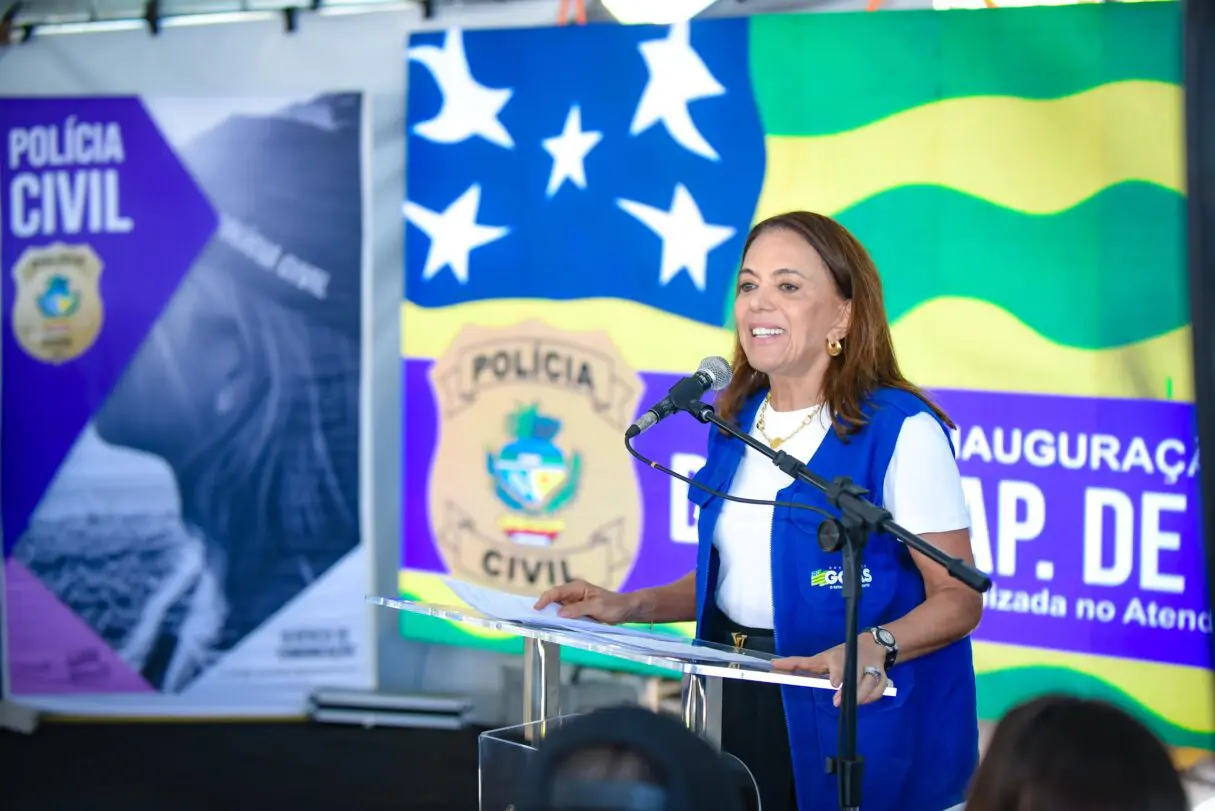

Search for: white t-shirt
xmin=712 ymin=403 xmax=971 ymax=629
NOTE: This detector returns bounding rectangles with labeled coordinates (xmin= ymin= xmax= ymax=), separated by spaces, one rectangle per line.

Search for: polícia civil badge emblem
xmin=427 ymin=320 xmax=645 ymax=597
xmin=488 ymin=402 xmax=582 ymax=546
xmin=11 ymin=243 xmax=105 ymax=364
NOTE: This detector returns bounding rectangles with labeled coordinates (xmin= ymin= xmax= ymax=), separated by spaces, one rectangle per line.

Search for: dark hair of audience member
xmin=967 ymin=695 xmax=1188 ymax=811
xmin=553 ymin=744 xmax=660 ymax=785
xmin=513 ymin=705 xmax=750 ymax=811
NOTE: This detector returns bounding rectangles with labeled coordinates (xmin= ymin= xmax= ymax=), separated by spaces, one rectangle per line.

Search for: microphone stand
xmin=676 ymin=398 xmax=991 ymax=811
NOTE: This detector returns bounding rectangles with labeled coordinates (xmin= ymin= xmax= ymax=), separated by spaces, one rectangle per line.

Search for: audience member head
xmin=514 ymin=705 xmax=754 ymax=811
xmin=967 ymin=695 xmax=1188 ymax=811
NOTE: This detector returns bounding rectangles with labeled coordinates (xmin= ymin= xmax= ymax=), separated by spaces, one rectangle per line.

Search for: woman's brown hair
xmin=714 ymin=211 xmax=952 ymax=438
xmin=966 ymin=695 xmax=1187 ymax=811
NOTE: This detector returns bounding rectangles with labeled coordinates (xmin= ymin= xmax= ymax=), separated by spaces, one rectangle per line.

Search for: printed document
xmin=441 ymin=577 xmax=774 ymax=667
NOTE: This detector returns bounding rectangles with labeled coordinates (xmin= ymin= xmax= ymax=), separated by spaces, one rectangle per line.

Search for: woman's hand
xmin=533 ymin=579 xmax=642 ymax=625
xmin=771 ymin=635 xmax=889 ymax=707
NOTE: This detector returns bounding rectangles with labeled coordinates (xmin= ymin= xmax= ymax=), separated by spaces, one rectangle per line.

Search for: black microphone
xmin=625 ymin=356 xmax=733 ymax=439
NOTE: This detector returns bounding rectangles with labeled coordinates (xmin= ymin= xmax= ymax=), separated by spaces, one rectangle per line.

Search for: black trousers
xmin=706 ymin=609 xmax=799 ymax=811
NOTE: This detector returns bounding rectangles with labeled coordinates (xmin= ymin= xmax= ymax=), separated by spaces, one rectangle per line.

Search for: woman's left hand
xmin=771 ymin=636 xmax=889 ymax=707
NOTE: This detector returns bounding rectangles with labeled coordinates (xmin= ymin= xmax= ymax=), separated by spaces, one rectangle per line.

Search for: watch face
xmin=875 ymin=628 xmax=896 ymax=648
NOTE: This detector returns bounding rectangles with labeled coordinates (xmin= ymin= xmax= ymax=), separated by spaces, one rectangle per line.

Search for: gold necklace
xmin=756 ymin=394 xmax=823 ymax=449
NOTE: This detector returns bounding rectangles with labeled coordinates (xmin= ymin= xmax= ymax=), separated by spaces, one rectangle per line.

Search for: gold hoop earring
xmin=827 ymin=338 xmax=843 ymax=357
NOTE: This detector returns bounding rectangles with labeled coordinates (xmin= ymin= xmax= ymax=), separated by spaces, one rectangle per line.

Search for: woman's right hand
xmin=533 ymin=579 xmax=642 ymax=625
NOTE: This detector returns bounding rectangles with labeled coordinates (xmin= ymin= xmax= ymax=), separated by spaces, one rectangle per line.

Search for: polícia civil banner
xmin=1 ymin=95 xmax=372 ymax=715
xmin=398 ymin=4 xmax=1212 ymax=751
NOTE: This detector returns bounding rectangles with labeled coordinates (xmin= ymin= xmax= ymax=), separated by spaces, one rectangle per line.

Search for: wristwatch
xmin=868 ymin=626 xmax=898 ymax=671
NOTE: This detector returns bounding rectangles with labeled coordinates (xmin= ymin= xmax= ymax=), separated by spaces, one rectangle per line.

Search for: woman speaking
xmin=535 ymin=211 xmax=983 ymax=811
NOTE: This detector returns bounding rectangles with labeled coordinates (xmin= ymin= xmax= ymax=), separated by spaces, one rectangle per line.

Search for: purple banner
xmin=1 ymin=98 xmax=217 ymax=551
xmin=403 ymin=356 xmax=1206 ymax=670
xmin=938 ymin=389 xmax=1207 ymax=670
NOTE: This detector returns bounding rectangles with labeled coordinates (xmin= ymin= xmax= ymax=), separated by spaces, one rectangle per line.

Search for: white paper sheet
xmin=442 ymin=577 xmax=618 ymax=631
xmin=441 ymin=577 xmax=773 ymax=667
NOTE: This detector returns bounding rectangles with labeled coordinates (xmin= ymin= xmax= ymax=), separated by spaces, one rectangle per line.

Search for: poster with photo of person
xmin=1 ymin=93 xmax=372 ymax=715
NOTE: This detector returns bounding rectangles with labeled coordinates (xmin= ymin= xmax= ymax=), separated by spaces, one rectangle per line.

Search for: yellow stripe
xmin=1174 ymin=748 xmax=1211 ymax=770
xmin=399 ymin=570 xmax=509 ymax=640
xmin=402 ymin=298 xmax=1193 ymax=402
xmin=398 ymin=570 xmax=696 ymax=639
xmin=755 ymin=80 xmax=1182 ymax=220
xmin=974 ymin=640 xmax=1214 ymax=734
xmin=402 ymin=298 xmax=732 ymax=374
xmin=895 ymin=297 xmax=1193 ymax=402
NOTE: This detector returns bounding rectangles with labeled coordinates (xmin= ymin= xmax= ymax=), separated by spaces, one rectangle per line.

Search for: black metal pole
xmin=832 ymin=518 xmax=866 ymax=811
xmin=1183 ymin=0 xmax=1215 ymax=689
xmin=680 ymin=399 xmax=989 ymax=809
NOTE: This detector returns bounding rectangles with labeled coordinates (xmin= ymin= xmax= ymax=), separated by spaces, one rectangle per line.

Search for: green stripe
xmin=977 ymin=665 xmax=1212 ymax=750
xmin=749 ymin=3 xmax=1181 ymax=138
xmin=834 ymin=182 xmax=1186 ymax=349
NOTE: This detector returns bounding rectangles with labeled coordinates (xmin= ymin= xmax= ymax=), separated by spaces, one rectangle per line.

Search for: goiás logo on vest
xmin=810 ymin=566 xmax=874 ymax=590
xmin=427 ymin=320 xmax=645 ymax=596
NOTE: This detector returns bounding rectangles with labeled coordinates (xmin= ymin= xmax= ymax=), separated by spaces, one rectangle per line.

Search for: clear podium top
xmin=368 ymin=594 xmax=895 ymax=695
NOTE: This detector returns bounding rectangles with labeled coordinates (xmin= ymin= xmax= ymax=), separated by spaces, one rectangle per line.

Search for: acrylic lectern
xmin=367 ymin=594 xmax=895 ymax=811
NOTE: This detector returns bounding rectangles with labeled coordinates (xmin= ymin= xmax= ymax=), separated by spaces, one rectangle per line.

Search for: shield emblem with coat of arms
xmin=487 ymin=403 xmax=583 ymax=546
xmin=11 ymin=243 xmax=105 ymax=365
xmin=426 ymin=320 xmax=645 ymax=595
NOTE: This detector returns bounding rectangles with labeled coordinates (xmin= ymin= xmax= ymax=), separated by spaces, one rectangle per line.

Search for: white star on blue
xmin=403 ymin=20 xmax=765 ymax=328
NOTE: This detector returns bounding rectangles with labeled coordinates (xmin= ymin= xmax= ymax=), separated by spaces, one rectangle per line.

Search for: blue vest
xmin=690 ymin=387 xmax=979 ymax=811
